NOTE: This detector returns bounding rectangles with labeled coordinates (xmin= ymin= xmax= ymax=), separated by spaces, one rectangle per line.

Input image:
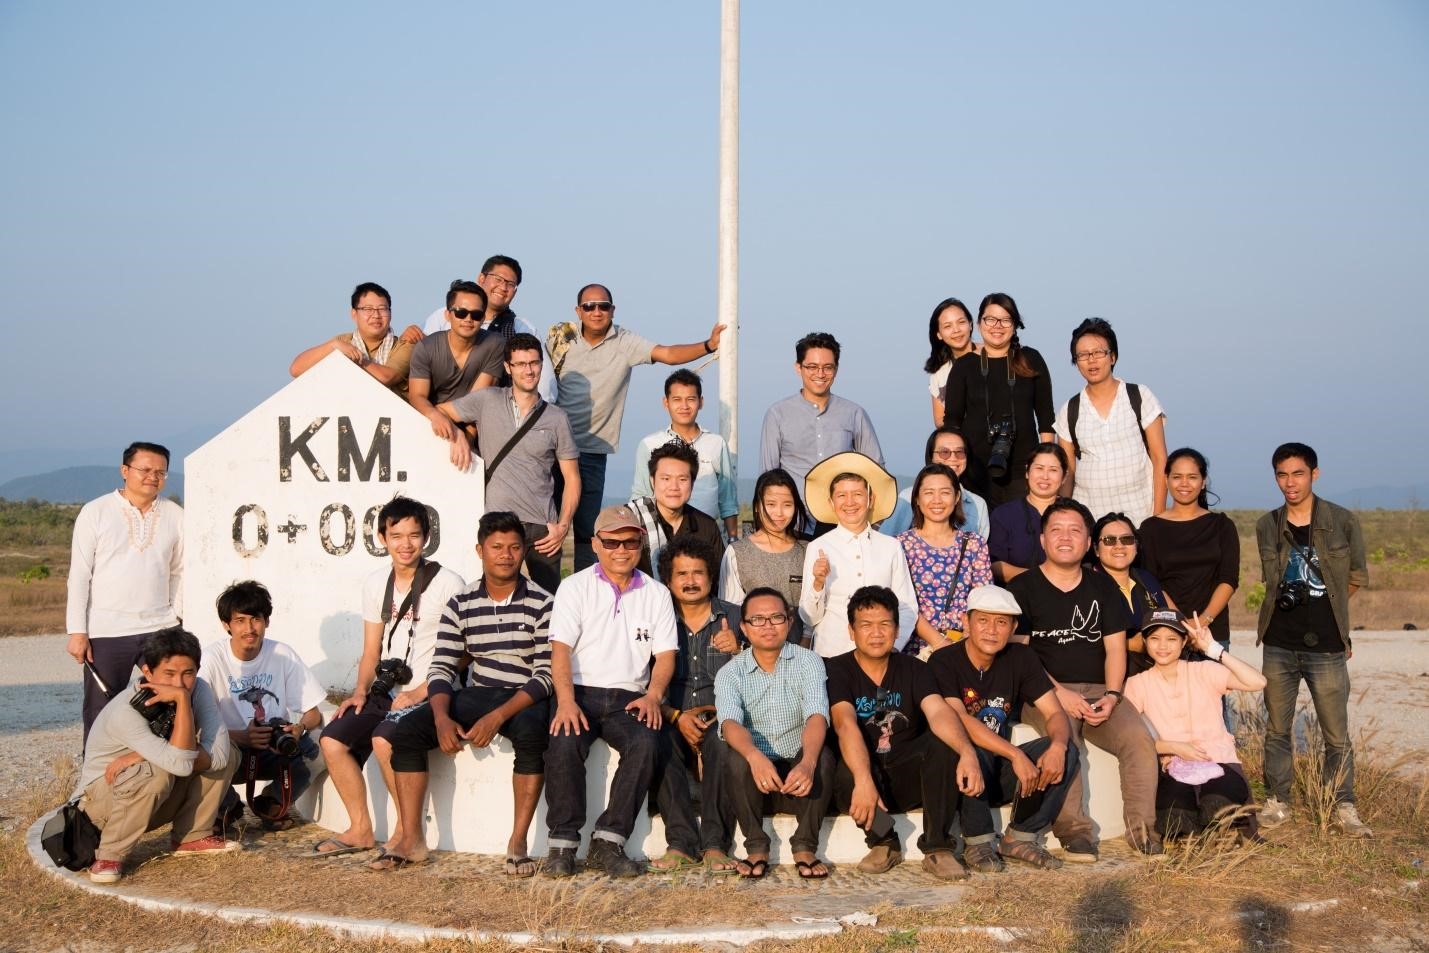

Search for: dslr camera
xmin=1276 ymin=580 xmax=1310 ymax=612
xmin=257 ymin=717 xmax=301 ymax=758
xmin=129 ymin=687 xmax=177 ymax=739
xmin=986 ymin=416 xmax=1017 ymax=479
xmin=369 ymin=658 xmax=413 ymax=698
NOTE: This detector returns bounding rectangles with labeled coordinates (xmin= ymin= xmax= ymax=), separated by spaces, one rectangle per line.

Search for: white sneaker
xmin=1332 ymin=802 xmax=1373 ymax=838
xmin=1259 ymin=797 xmax=1292 ymax=829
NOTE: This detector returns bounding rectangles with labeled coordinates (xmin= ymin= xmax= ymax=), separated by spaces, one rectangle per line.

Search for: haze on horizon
xmin=2 ymin=2 xmax=1426 ymax=509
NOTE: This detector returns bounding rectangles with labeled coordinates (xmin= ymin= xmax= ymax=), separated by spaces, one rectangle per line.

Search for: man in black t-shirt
xmin=1254 ymin=442 xmax=1370 ymax=837
xmin=1005 ymin=499 xmax=1159 ymax=861
xmin=930 ymin=585 xmax=1079 ymax=872
xmin=827 ymin=586 xmax=983 ymax=880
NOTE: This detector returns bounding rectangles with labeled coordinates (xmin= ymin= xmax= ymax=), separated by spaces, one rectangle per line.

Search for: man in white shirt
xmin=314 ymin=497 xmax=465 ymax=856
xmin=543 ymin=505 xmax=678 ymax=878
xmin=77 ymin=627 xmax=239 ymax=884
xmin=67 ymin=442 xmax=185 ymax=741
xmin=200 ymin=580 xmax=326 ymax=834
xmin=798 ymin=452 xmax=919 ymax=657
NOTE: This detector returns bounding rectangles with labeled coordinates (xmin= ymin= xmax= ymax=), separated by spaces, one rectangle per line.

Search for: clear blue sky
xmin=2 ymin=2 xmax=1426 ymax=507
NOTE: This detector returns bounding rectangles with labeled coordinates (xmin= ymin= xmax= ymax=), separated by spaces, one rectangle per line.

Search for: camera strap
xmin=381 ymin=560 xmax=444 ymax=663
xmin=940 ymin=534 xmax=972 ymax=614
xmin=979 ymin=352 xmax=1017 ymax=430
xmin=243 ymin=749 xmax=293 ymax=820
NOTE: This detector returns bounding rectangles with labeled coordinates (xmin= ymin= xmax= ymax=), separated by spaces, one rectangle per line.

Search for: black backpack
xmin=40 ymin=800 xmax=101 ymax=871
xmin=1066 ymin=383 xmax=1149 ymax=460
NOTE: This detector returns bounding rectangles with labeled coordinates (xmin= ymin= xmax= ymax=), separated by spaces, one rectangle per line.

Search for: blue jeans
xmin=1262 ymin=646 xmax=1355 ymax=804
xmin=572 ymin=452 xmax=608 ymax=572
xmin=958 ymin=737 xmax=1081 ymax=841
xmin=544 ymin=686 xmax=659 ymax=849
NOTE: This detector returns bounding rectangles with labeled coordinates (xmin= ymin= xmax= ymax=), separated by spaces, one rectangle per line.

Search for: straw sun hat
xmin=803 ymin=451 xmax=898 ymax=526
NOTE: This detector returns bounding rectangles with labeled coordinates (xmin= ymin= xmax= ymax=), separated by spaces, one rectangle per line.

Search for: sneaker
xmin=88 ymin=859 xmax=123 ymax=884
xmin=962 ymin=841 xmax=1005 ymax=873
xmin=543 ymin=846 xmax=577 ymax=878
xmin=584 ymin=838 xmax=645 ymax=878
xmin=172 ymin=835 xmax=242 ymax=856
xmin=1258 ymin=797 xmax=1292 ymax=830
xmin=1060 ymin=837 xmax=1098 ymax=863
xmin=1332 ymin=802 xmax=1373 ymax=838
xmin=999 ymin=837 xmax=1063 ymax=870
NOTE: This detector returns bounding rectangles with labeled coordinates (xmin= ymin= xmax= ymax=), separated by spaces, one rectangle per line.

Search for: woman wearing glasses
xmin=1054 ymin=318 xmax=1168 ymax=527
xmin=924 ymin=297 xmax=979 ymax=425
xmin=987 ymin=443 xmax=1067 ymax=583
xmin=1090 ymin=512 xmax=1176 ymax=676
xmin=943 ymin=293 xmax=1054 ymax=507
xmin=719 ymin=469 xmax=810 ymax=646
xmin=896 ymin=463 xmax=993 ymax=655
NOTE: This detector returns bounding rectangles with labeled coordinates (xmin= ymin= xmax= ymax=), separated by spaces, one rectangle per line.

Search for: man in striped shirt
xmin=372 ymin=512 xmax=553 ymax=875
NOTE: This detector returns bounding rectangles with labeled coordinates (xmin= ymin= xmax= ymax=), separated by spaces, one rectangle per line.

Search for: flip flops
xmin=308 ymin=838 xmax=368 ymax=857
xmin=736 ymin=857 xmax=769 ymax=879
xmin=504 ymin=856 xmax=538 ymax=878
xmin=795 ymin=858 xmax=830 ymax=879
xmin=367 ymin=848 xmax=427 ymax=871
xmin=702 ymin=850 xmax=741 ymax=876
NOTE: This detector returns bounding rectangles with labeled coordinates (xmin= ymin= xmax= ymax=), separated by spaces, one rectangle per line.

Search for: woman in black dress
xmin=1090 ymin=511 xmax=1177 ymax=675
xmin=942 ymin=292 xmax=1054 ymax=508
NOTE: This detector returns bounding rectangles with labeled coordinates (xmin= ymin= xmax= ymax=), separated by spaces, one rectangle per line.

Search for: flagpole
xmin=717 ymin=0 xmax=740 ymax=477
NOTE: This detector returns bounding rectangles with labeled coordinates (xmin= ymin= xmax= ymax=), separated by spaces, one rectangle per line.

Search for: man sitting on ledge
xmin=374 ymin=512 xmax=553 ymax=874
xmin=715 ymin=587 xmax=834 ymax=879
xmin=78 ymin=627 xmax=238 ymax=884
xmin=828 ymin=585 xmax=984 ymax=880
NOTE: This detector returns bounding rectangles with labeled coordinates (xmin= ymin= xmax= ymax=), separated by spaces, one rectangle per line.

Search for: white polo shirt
xmin=549 ymin=565 xmax=678 ymax=692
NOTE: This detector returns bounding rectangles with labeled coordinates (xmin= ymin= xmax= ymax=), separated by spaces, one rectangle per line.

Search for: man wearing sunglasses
xmin=419 ymin=255 xmax=556 ymax=401
xmin=407 ymin=280 xmax=506 ymax=449
xmin=543 ymin=505 xmax=679 ymax=878
xmin=554 ymin=283 xmax=726 ymax=572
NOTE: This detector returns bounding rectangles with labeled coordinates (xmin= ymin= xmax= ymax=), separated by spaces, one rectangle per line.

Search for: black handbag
xmin=40 ymin=799 xmax=101 ymax=871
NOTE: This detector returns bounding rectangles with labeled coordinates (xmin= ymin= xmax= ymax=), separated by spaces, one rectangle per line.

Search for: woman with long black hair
xmin=943 ymin=292 xmax=1054 ymax=507
xmin=924 ymin=297 xmax=978 ymax=425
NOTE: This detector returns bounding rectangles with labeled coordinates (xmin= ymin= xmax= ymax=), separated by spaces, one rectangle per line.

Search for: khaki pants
xmin=1023 ymin=681 xmax=1159 ymax=845
xmin=81 ymin=756 xmax=240 ymax=861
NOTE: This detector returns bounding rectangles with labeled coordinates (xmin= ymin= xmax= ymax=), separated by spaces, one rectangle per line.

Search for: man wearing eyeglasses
xmin=67 ymin=442 xmax=185 ymax=741
xmin=553 ymin=283 xmax=726 ymax=571
xmin=759 ymin=332 xmax=883 ymax=526
xmin=407 ymin=280 xmax=506 ymax=449
xmin=543 ymin=505 xmax=679 ymax=878
xmin=289 ymin=282 xmax=414 ymax=396
xmin=419 ymin=255 xmax=556 ymax=401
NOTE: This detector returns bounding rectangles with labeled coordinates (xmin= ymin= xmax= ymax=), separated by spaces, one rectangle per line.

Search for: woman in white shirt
xmin=923 ymin=297 xmax=978 ymax=425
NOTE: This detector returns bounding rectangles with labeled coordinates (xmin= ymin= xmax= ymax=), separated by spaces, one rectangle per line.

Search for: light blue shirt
xmin=879 ymin=485 xmax=990 ymax=539
xmin=715 ymin=642 xmax=828 ymax=760
xmin=759 ymin=393 xmax=882 ymax=497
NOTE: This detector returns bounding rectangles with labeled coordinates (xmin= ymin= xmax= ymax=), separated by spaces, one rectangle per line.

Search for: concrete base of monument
xmin=302 ymin=723 xmax=1127 ymax=863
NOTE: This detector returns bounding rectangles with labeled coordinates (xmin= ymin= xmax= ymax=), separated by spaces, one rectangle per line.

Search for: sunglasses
xmin=1099 ymin=534 xmax=1137 ymax=547
xmin=449 ymin=307 xmax=482 ymax=321
xmin=597 ymin=536 xmax=643 ymax=551
xmin=580 ymin=301 xmax=613 ymax=313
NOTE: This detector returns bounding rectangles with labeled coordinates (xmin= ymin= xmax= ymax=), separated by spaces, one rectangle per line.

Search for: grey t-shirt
xmin=449 ymin=387 xmax=579 ymax=524
xmin=76 ymin=677 xmax=233 ymax=795
xmin=409 ymin=330 xmax=505 ymax=404
xmin=554 ymin=325 xmax=654 ymax=455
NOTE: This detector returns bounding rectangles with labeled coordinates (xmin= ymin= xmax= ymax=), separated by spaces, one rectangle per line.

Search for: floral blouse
xmin=896 ymin=529 xmax=994 ymax=652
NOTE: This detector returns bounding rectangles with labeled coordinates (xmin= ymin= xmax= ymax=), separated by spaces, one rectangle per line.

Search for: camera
xmin=369 ymin=658 xmax=413 ymax=698
xmin=129 ymin=687 xmax=177 ymax=739
xmin=986 ymin=416 xmax=1017 ymax=479
xmin=258 ymin=717 xmax=301 ymax=758
xmin=1276 ymin=580 xmax=1310 ymax=612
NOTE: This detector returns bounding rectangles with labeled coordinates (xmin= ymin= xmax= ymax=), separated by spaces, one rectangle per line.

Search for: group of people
xmin=64 ymin=264 xmax=1372 ymax=888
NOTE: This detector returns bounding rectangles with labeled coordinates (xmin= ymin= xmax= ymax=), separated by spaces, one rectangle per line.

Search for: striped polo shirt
xmin=427 ymin=575 xmax=554 ymax=702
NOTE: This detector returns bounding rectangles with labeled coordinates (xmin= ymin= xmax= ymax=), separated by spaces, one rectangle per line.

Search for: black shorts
xmin=320 ymin=692 xmax=403 ymax=764
xmin=387 ymin=686 xmax=549 ymax=775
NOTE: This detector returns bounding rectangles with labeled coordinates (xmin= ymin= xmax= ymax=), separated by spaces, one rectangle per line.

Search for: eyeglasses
xmin=125 ymin=465 xmax=168 ymax=479
xmin=597 ymin=536 xmax=643 ymax=551
xmin=482 ymin=273 xmax=517 ymax=290
xmin=932 ymin=448 xmax=967 ymax=460
xmin=507 ymin=359 xmax=542 ymax=371
xmin=1075 ymin=348 xmax=1112 ymax=363
xmin=745 ymin=613 xmax=789 ymax=628
xmin=980 ymin=316 xmax=1014 ymax=328
xmin=1099 ymin=534 xmax=1137 ymax=547
xmin=580 ymin=301 xmax=613 ymax=313
xmin=355 ymin=306 xmax=391 ymax=316
xmin=449 ymin=308 xmax=482 ymax=321
xmin=799 ymin=363 xmax=837 ymax=376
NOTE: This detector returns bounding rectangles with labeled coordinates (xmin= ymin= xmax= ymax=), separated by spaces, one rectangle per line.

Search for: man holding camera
xmin=200 ymin=580 xmax=325 ymax=833
xmin=1256 ymin=442 xmax=1371 ymax=837
xmin=77 ymin=627 xmax=238 ymax=884
xmin=317 ymin=497 xmax=465 ymax=856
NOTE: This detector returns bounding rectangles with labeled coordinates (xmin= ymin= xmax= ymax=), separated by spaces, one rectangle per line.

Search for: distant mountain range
xmin=0 ymin=466 xmax=185 ymax=504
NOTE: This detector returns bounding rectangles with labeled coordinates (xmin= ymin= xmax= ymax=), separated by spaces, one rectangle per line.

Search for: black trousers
xmin=83 ymin=632 xmax=152 ymax=742
xmin=651 ymin=723 xmax=733 ymax=856
xmin=833 ymin=731 xmax=960 ymax=853
xmin=725 ymin=746 xmax=835 ymax=856
xmin=957 ymin=737 xmax=1081 ymax=839
xmin=1156 ymin=762 xmax=1253 ymax=838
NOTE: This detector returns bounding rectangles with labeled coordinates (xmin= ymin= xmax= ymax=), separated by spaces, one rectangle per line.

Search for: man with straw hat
xmin=798 ymin=452 xmax=919 ymax=657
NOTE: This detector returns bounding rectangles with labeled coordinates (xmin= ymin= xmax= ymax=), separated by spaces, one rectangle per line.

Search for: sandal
xmin=647 ymin=849 xmax=701 ymax=873
xmin=308 ymin=837 xmax=367 ymax=857
xmin=503 ymin=856 xmax=538 ymax=878
xmin=794 ymin=858 xmax=830 ymax=879
xmin=702 ymin=850 xmax=741 ymax=876
xmin=998 ymin=837 xmax=1063 ymax=870
xmin=736 ymin=857 xmax=769 ymax=879
xmin=367 ymin=848 xmax=427 ymax=871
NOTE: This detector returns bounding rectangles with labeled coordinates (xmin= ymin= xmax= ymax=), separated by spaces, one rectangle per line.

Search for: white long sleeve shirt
xmin=66 ymin=491 xmax=184 ymax=638
xmin=798 ymin=525 xmax=918 ymax=657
